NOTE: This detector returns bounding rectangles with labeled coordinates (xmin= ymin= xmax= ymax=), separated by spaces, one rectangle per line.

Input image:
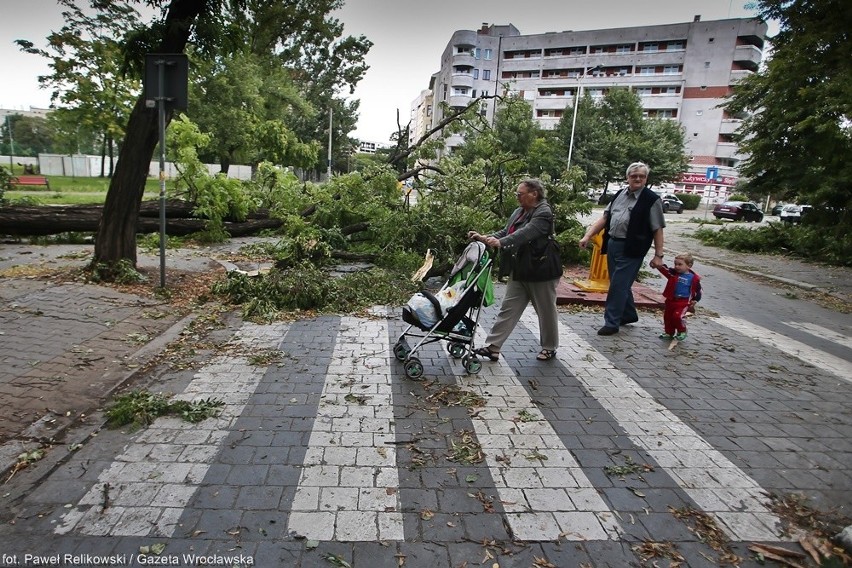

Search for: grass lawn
xmin=6 ymin=175 xmax=164 ymax=205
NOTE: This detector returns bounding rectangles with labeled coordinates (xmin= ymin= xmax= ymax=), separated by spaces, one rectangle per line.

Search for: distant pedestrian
xmin=579 ymin=162 xmax=666 ymax=335
xmin=656 ymin=253 xmax=702 ymax=340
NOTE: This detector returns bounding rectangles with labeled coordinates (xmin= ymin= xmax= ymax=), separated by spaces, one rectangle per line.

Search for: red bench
xmin=10 ymin=175 xmax=50 ymax=189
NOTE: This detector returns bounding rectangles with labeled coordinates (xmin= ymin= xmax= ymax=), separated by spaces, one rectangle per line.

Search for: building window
xmin=452 ymin=87 xmax=470 ymax=96
xmin=484 ymin=48 xmax=492 ymax=60
xmin=663 ymin=65 xmax=680 ymax=74
xmin=639 ymin=66 xmax=655 ymax=75
xmin=426 ymin=105 xmax=432 ymax=116
xmin=473 ymin=69 xmax=479 ymax=79
xmin=616 ymin=44 xmax=632 ymax=53
xmin=643 ymin=42 xmax=659 ymax=52
xmin=483 ymin=69 xmax=491 ymax=80
xmin=636 ymin=87 xmax=653 ymax=96
xmin=668 ymin=41 xmax=685 ymax=50
xmin=662 ymin=86 xmax=679 ymax=94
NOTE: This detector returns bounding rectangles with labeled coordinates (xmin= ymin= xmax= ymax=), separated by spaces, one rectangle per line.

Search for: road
xmin=0 ymin=220 xmax=849 ymax=567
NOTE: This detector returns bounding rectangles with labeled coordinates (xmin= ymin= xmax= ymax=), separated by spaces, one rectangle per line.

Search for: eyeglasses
xmin=516 ymin=191 xmax=530 ymax=197
xmin=628 ymin=174 xmax=647 ymax=179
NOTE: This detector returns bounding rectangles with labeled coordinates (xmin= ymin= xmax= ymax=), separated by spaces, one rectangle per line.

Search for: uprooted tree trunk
xmin=0 ymin=200 xmax=281 ymax=237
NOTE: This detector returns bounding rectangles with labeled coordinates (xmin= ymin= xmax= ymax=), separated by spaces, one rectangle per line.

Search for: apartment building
xmin=424 ymin=16 xmax=767 ymax=196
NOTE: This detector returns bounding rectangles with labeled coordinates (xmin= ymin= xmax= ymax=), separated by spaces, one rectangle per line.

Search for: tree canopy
xmin=725 ymin=0 xmax=851 ymax=230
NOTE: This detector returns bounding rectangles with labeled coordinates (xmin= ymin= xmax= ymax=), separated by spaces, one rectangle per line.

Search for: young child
xmin=656 ymin=253 xmax=702 ymax=341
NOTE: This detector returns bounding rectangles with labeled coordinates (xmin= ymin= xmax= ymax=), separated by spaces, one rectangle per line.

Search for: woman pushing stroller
xmin=467 ymin=179 xmax=561 ymax=362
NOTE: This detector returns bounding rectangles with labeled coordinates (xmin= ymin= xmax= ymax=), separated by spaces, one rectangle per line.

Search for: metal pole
xmin=326 ymin=108 xmax=333 ymax=180
xmin=157 ymin=59 xmax=167 ymax=289
xmin=566 ymin=78 xmax=582 ymax=172
xmin=6 ymin=115 xmax=14 ymax=171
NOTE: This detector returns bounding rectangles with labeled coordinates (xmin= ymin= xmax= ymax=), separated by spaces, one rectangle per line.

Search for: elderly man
xmin=579 ymin=162 xmax=666 ymax=335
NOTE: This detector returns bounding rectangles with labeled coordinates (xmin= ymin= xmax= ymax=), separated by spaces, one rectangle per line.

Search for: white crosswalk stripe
xmin=49 ymin=311 xmax=845 ymax=543
xmin=286 ymin=314 xmax=404 ymax=541
xmin=447 ymin=331 xmax=623 ymax=541
xmin=782 ymin=321 xmax=852 ymax=351
xmin=55 ymin=322 xmax=287 ymax=536
xmin=716 ymin=315 xmax=852 ymax=384
xmin=520 ymin=310 xmax=791 ymax=542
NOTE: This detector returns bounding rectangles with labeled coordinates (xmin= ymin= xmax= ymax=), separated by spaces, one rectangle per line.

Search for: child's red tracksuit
xmin=656 ymin=265 xmax=702 ymax=336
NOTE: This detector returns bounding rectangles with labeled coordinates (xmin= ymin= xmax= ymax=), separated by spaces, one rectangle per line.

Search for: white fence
xmin=2 ymin=154 xmax=253 ymax=180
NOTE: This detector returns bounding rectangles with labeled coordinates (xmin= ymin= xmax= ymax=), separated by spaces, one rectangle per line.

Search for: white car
xmin=779 ymin=204 xmax=812 ymax=223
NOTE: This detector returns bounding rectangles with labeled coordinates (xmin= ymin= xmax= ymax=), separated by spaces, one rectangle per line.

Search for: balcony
xmin=449 ymin=94 xmax=472 ymax=108
xmin=719 ymin=119 xmax=740 ymax=135
xmin=640 ymin=95 xmax=681 ymax=110
xmin=451 ymin=74 xmax=474 ymax=89
xmin=715 ymin=142 xmax=744 ymax=161
xmin=536 ymin=97 xmax=572 ymax=110
xmin=730 ymin=69 xmax=753 ymax=83
xmin=733 ymin=44 xmax=762 ymax=70
xmin=452 ymin=53 xmax=476 ymax=67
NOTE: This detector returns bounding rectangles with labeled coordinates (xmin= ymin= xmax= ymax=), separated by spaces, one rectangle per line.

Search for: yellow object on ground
xmin=573 ymin=230 xmax=610 ymax=292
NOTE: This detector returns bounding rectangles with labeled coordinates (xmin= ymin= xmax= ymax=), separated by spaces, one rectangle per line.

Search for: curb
xmin=689 ymin=254 xmax=822 ymax=292
xmin=0 ymin=312 xmax=198 ymax=483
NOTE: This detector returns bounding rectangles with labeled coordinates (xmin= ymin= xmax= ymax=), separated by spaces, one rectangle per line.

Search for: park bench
xmin=10 ymin=175 xmax=50 ymax=189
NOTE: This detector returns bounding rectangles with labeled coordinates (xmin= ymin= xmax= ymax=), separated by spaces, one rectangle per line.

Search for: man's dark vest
xmin=602 ymin=187 xmax=660 ymax=258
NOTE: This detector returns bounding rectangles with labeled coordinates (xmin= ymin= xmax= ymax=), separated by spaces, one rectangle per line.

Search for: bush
xmin=692 ymin=223 xmax=851 ymax=266
xmin=211 ymin=262 xmax=421 ymax=320
xmin=675 ymin=193 xmax=702 ymax=210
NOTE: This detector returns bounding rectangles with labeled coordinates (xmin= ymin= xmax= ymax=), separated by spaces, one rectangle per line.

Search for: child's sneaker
xmin=659 ymin=333 xmax=672 ymax=340
xmin=674 ymin=332 xmax=688 ymax=341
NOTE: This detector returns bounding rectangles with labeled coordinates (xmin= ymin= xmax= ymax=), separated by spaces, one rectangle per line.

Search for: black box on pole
xmin=144 ymin=53 xmax=189 ymax=110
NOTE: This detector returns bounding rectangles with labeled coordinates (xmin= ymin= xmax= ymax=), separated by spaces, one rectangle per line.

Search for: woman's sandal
xmin=473 ymin=346 xmax=500 ymax=361
xmin=536 ymin=349 xmax=556 ymax=361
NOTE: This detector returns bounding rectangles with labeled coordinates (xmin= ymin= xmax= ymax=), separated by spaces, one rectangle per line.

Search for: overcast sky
xmin=1 ymin=0 xmax=774 ymax=142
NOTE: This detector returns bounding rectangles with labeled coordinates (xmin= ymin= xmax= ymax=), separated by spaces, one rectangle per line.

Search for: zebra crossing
xmin=40 ymin=308 xmax=850 ymax=549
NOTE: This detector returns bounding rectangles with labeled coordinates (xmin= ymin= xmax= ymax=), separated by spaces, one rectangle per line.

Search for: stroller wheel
xmin=404 ymin=357 xmax=424 ymax=380
xmin=462 ymin=355 xmax=482 ymax=375
xmin=447 ymin=342 xmax=466 ymax=359
xmin=393 ymin=339 xmax=410 ymax=361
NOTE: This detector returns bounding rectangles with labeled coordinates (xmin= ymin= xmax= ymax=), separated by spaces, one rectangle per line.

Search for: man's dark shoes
xmin=597 ymin=326 xmax=619 ymax=336
xmin=620 ymin=315 xmax=639 ymax=325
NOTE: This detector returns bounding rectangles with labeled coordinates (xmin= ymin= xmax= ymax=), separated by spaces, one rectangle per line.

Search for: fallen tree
xmin=0 ymin=200 xmax=281 ymax=237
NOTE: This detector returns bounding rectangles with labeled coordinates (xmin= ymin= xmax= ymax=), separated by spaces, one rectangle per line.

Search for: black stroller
xmin=394 ymin=241 xmax=494 ymax=380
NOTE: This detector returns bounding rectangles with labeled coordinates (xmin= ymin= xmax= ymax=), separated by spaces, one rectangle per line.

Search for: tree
xmin=17 ymin=0 xmax=372 ymax=275
xmin=2 ymin=115 xmax=56 ymax=156
xmin=16 ymin=1 xmax=140 ymax=176
xmin=554 ymin=88 xmax=688 ymax=191
xmin=726 ymin=0 xmax=851 ymax=230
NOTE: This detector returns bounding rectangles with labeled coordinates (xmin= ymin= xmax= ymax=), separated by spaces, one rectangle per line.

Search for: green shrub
xmin=675 ymin=193 xmax=702 ymax=210
xmin=728 ymin=193 xmax=748 ymax=202
xmin=212 ymin=262 xmax=421 ymax=320
xmin=692 ymin=223 xmax=851 ymax=266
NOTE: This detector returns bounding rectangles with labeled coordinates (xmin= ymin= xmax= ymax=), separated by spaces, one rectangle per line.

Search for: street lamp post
xmin=567 ymin=65 xmax=602 ymax=172
xmin=5 ymin=114 xmax=14 ymax=171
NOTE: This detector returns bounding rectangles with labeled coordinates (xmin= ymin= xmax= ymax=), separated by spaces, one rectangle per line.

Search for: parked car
xmin=779 ymin=204 xmax=812 ymax=223
xmin=712 ymin=201 xmax=764 ymax=222
xmin=659 ymin=193 xmax=684 ymax=214
xmin=770 ymin=203 xmax=786 ymax=216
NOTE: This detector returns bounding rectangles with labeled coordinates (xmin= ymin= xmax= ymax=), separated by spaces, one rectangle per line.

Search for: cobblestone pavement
xmin=0 ymin=230 xmax=850 ymax=567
